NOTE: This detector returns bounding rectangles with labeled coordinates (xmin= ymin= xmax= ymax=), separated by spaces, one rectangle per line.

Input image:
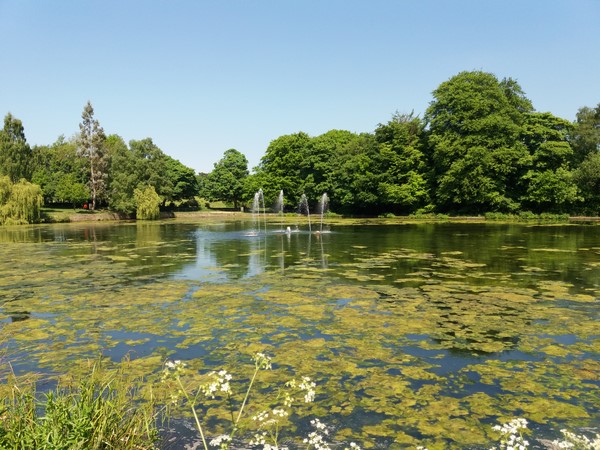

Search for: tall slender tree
xmin=0 ymin=113 xmax=32 ymax=182
xmin=78 ymin=101 xmax=107 ymax=210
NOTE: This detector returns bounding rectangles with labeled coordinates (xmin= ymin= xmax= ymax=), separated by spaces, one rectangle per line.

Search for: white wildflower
xmin=253 ymin=352 xmax=272 ymax=370
xmin=209 ymin=434 xmax=231 ymax=449
xmin=299 ymin=376 xmax=316 ymax=403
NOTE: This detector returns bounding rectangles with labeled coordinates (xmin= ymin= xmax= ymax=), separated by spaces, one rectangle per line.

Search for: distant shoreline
xmin=39 ymin=209 xmax=600 ymax=224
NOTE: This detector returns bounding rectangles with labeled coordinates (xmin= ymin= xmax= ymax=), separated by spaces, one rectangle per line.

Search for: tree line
xmin=1 ymin=71 xmax=599 ymax=223
xmin=207 ymin=71 xmax=599 ymax=216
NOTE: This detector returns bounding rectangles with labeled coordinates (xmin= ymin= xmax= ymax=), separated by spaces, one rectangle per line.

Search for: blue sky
xmin=1 ymin=1 xmax=598 ymax=173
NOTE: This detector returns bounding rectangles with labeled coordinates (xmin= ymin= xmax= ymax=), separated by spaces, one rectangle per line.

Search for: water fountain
xmin=250 ymin=189 xmax=267 ymax=236
xmin=317 ymin=193 xmax=329 ymax=233
xmin=274 ymin=190 xmax=285 ymax=232
xmin=298 ymin=194 xmax=311 ymax=233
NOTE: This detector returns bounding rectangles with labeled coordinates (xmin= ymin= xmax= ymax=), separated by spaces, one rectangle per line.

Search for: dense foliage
xmin=1 ymin=72 xmax=599 ymax=221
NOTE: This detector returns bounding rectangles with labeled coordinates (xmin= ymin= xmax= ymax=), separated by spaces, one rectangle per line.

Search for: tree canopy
xmin=2 ymin=74 xmax=599 ymax=223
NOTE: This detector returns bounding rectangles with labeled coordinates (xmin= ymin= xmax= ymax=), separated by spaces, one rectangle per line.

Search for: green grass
xmin=0 ymin=359 xmax=160 ymax=450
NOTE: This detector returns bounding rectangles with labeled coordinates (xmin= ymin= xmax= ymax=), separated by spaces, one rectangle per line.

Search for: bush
xmin=134 ymin=185 xmax=161 ymax=220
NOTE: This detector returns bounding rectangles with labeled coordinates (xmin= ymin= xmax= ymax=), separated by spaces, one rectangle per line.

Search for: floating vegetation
xmin=0 ymin=221 xmax=598 ymax=448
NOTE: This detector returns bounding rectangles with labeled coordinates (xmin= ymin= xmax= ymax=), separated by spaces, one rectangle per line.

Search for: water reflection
xmin=178 ymin=227 xmax=331 ymax=280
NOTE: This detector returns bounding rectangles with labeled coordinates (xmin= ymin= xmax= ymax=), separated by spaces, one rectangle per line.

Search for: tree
xmin=134 ymin=185 xmax=161 ymax=220
xmin=0 ymin=113 xmax=32 ymax=182
xmin=0 ymin=176 xmax=43 ymax=225
xmin=374 ymin=112 xmax=430 ymax=213
xmin=571 ymin=104 xmax=600 ymax=165
xmin=106 ymin=135 xmax=138 ymax=214
xmin=329 ymin=133 xmax=382 ymax=214
xmin=206 ymin=148 xmax=249 ymax=209
xmin=164 ymin=155 xmax=199 ymax=205
xmin=425 ymin=71 xmax=532 ymax=213
xmin=574 ymin=152 xmax=600 ymax=215
xmin=300 ymin=130 xmax=358 ymax=203
xmin=520 ymin=112 xmax=579 ymax=212
xmin=129 ymin=138 xmax=172 ymax=203
xmin=258 ymin=132 xmax=311 ymax=205
xmin=78 ymin=102 xmax=107 ymax=210
xmin=31 ymin=136 xmax=89 ymax=206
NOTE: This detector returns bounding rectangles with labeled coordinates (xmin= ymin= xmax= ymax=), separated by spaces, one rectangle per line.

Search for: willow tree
xmin=78 ymin=101 xmax=107 ymax=210
xmin=134 ymin=185 xmax=161 ymax=220
xmin=0 ymin=176 xmax=43 ymax=225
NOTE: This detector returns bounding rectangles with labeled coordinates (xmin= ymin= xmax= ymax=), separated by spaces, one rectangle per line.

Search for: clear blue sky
xmin=1 ymin=0 xmax=598 ymax=173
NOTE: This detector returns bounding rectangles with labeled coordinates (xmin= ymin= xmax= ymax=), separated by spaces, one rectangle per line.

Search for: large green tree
xmin=329 ymin=133 xmax=382 ymax=214
xmin=129 ymin=138 xmax=173 ymax=203
xmin=164 ymin=155 xmax=199 ymax=205
xmin=0 ymin=113 xmax=32 ymax=182
xmin=299 ymin=130 xmax=358 ymax=203
xmin=571 ymin=104 xmax=600 ymax=165
xmin=105 ymin=135 xmax=137 ymax=213
xmin=426 ymin=71 xmax=532 ymax=213
xmin=206 ymin=148 xmax=249 ymax=209
xmin=31 ymin=136 xmax=89 ymax=206
xmin=257 ymin=132 xmax=312 ymax=205
xmin=78 ymin=102 xmax=107 ymax=210
xmin=520 ymin=112 xmax=580 ymax=212
xmin=374 ymin=112 xmax=430 ymax=213
xmin=107 ymin=136 xmax=178 ymax=213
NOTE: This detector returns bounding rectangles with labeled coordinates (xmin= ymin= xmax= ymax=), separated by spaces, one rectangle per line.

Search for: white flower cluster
xmin=161 ymin=359 xmax=187 ymax=381
xmin=552 ymin=429 xmax=600 ymax=449
xmin=209 ymin=434 xmax=231 ymax=449
xmin=491 ymin=418 xmax=529 ymax=450
xmin=202 ymin=369 xmax=233 ymax=398
xmin=253 ymin=352 xmax=273 ymax=370
xmin=303 ymin=419 xmax=331 ymax=450
xmin=284 ymin=376 xmax=316 ymax=405
xmin=299 ymin=376 xmax=317 ymax=403
xmin=344 ymin=443 xmax=361 ymax=450
xmin=249 ymin=429 xmax=289 ymax=450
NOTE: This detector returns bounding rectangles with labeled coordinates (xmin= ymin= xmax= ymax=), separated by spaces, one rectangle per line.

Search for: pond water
xmin=1 ymin=219 xmax=599 ymax=448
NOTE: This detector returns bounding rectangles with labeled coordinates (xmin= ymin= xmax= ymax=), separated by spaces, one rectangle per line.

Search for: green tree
xmin=206 ymin=148 xmax=249 ymax=209
xmin=31 ymin=136 xmax=89 ymax=206
xmin=129 ymin=138 xmax=173 ymax=203
xmin=106 ymin=135 xmax=137 ymax=214
xmin=574 ymin=152 xmax=600 ymax=215
xmin=0 ymin=176 xmax=43 ymax=225
xmin=374 ymin=112 xmax=430 ymax=213
xmin=258 ymin=133 xmax=311 ymax=205
xmin=571 ymin=104 xmax=600 ymax=165
xmin=0 ymin=113 xmax=32 ymax=182
xmin=426 ymin=71 xmax=532 ymax=213
xmin=78 ymin=102 xmax=107 ymax=210
xmin=164 ymin=155 xmax=199 ymax=205
xmin=329 ymin=133 xmax=382 ymax=214
xmin=520 ymin=112 xmax=580 ymax=212
xmin=300 ymin=130 xmax=358 ymax=204
xmin=54 ymin=172 xmax=89 ymax=208
xmin=134 ymin=185 xmax=161 ymax=220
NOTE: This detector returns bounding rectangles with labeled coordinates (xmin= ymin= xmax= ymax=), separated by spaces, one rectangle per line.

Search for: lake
xmin=1 ymin=219 xmax=598 ymax=448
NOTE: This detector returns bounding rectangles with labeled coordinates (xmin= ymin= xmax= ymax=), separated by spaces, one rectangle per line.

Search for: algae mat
xmin=0 ymin=221 xmax=599 ymax=448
